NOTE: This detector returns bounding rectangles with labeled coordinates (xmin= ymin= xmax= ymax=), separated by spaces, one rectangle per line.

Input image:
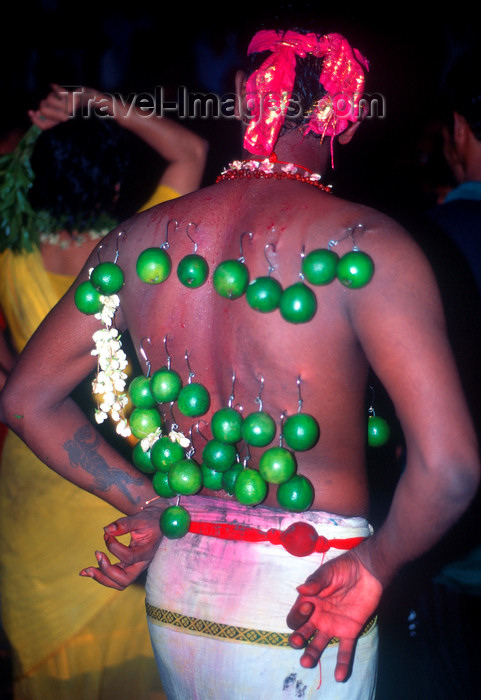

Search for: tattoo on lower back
xmin=63 ymin=424 xmax=142 ymax=501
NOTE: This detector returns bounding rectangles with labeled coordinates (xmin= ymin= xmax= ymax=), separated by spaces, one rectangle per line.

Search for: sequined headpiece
xmin=244 ymin=29 xmax=369 ymax=156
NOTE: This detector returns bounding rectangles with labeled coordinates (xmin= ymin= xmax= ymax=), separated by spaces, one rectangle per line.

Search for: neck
xmin=241 ymin=131 xmax=332 ymax=177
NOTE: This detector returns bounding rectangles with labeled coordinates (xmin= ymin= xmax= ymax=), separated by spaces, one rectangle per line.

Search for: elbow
xmin=0 ymin=375 xmax=27 ymax=433
xmin=191 ymin=135 xmax=209 ymax=169
xmin=436 ymin=450 xmax=480 ymax=513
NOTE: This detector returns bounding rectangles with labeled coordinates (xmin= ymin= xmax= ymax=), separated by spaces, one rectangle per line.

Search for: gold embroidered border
xmin=145 ymin=603 xmax=377 ymax=648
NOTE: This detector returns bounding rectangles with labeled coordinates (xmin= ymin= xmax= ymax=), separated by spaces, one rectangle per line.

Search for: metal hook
xmin=96 ymin=243 xmax=107 ymax=264
xmin=139 ymin=337 xmax=152 ymax=377
xmin=186 ymin=222 xmax=199 ymax=254
xmin=279 ymin=410 xmax=287 ymax=447
xmin=299 ymin=244 xmax=306 ymax=280
xmin=328 ymin=223 xmax=365 ymax=252
xmin=238 ymin=231 xmax=253 ymax=263
xmin=351 ymin=223 xmax=365 ymax=251
xmin=163 ymin=334 xmax=172 ymax=370
xmin=194 ymin=419 xmax=210 ymax=441
xmin=169 ymin=402 xmax=179 ymax=431
xmin=264 ymin=243 xmax=277 ymax=277
xmin=368 ymin=385 xmax=376 ymax=416
xmin=255 ymin=373 xmax=265 ymax=411
xmin=185 ymin=425 xmax=197 ymax=459
xmin=114 ymin=230 xmax=126 ymax=263
xmin=162 ymin=219 xmax=178 ymax=250
xmin=296 ymin=375 xmax=303 ymax=413
xmin=227 ymin=370 xmax=237 ymax=408
xmin=185 ymin=350 xmax=195 ymax=383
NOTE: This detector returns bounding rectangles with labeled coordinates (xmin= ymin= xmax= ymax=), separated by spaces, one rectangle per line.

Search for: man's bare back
xmin=115 ymin=175 xmax=430 ymax=517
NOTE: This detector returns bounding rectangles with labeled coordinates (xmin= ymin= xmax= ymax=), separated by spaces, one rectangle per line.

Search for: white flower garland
xmin=89 ymin=280 xmax=192 ymax=452
xmin=90 ymin=284 xmax=131 ymax=438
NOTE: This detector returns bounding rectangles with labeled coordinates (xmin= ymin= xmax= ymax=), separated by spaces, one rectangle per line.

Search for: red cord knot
xmin=315 ymin=535 xmax=330 ymax=553
xmin=266 ymin=528 xmax=283 ymax=545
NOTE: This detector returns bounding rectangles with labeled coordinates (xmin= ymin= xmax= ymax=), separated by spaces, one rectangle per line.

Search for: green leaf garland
xmin=0 ymin=126 xmax=42 ymax=253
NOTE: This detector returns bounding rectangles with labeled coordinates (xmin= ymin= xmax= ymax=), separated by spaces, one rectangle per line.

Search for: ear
xmin=337 ymin=119 xmax=362 ymax=145
xmin=235 ymin=70 xmax=248 ymax=121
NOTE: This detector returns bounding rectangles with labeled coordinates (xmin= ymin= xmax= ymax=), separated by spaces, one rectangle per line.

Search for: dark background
xmin=2 ymin=2 xmax=480 ymax=698
xmin=2 ymin=1 xmax=475 ymax=217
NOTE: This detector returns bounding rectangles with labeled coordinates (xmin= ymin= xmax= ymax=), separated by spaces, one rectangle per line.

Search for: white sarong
xmin=146 ymin=496 xmax=378 ymax=699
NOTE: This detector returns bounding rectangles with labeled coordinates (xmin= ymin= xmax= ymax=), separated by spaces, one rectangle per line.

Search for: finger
xmin=104 ymin=515 xmax=141 ymax=537
xmin=299 ymin=631 xmax=331 ymax=669
xmin=38 ymin=103 xmax=70 ymax=121
xmin=79 ymin=567 xmax=126 ymax=591
xmin=103 ymin=531 xmax=137 ymax=563
xmin=103 ymin=528 xmax=156 ymax=560
xmin=296 ymin=574 xmax=328 ymax=597
xmin=286 ymin=599 xmax=314 ymax=630
xmin=95 ymin=550 xmax=147 ymax=586
xmin=334 ymin=638 xmax=356 ymax=682
xmin=288 ymin=619 xmax=318 ymax=651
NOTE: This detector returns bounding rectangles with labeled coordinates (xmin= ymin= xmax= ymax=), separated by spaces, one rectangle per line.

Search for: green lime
xmin=201 ymin=463 xmax=224 ymax=491
xmin=202 ymin=439 xmax=237 ymax=472
xmin=279 ymin=282 xmax=317 ymax=324
xmin=150 ymin=367 xmax=183 ymax=403
xmin=211 ymin=406 xmax=243 ymax=444
xmin=152 ymin=470 xmax=177 ymax=498
xmin=177 ymin=254 xmax=209 ymax=288
xmin=276 ymin=474 xmax=314 ymax=512
xmin=128 ymin=375 xmax=156 ymax=408
xmin=90 ymin=261 xmax=124 ymax=295
xmin=213 ymin=259 xmax=249 ymax=299
xmin=259 ymin=446 xmax=297 ymax=484
xmin=151 ymin=436 xmax=185 ymax=472
xmin=168 ymin=459 xmax=203 ymax=495
xmin=283 ymin=413 xmax=320 ymax=451
xmin=301 ymin=248 xmax=339 ymax=285
xmin=136 ymin=247 xmax=172 ymax=284
xmin=246 ymin=276 xmax=283 ymax=312
xmin=74 ymin=280 xmax=103 ymax=315
xmin=221 ymin=462 xmax=243 ymax=495
xmin=241 ymin=411 xmax=276 ymax=447
xmin=160 ymin=505 xmax=191 ymax=539
xmin=177 ymin=383 xmax=211 ymax=417
xmin=234 ymin=468 xmax=268 ymax=506
xmin=132 ymin=442 xmax=156 ymax=473
xmin=367 ymin=415 xmax=391 ymax=447
xmin=129 ymin=407 xmax=162 ymax=440
xmin=336 ymin=251 xmax=374 ymax=288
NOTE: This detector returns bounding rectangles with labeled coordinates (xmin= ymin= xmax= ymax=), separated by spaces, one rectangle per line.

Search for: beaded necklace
xmin=216 ymin=155 xmax=332 ymax=193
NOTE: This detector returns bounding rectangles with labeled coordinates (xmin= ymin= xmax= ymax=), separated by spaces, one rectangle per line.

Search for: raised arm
xmin=29 ymin=84 xmax=208 ymax=196
xmin=287 ymin=217 xmax=480 ymax=676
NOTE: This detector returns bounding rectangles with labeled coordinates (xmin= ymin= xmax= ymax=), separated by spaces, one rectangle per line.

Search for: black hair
xmin=28 ymin=112 xmax=131 ymax=233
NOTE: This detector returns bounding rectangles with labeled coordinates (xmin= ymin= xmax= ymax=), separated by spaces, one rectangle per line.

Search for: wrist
xmin=352 ymin=535 xmax=396 ymax=589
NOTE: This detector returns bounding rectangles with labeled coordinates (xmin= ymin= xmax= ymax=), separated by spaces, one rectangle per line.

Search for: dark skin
xmin=0 ymin=120 xmax=479 ymax=683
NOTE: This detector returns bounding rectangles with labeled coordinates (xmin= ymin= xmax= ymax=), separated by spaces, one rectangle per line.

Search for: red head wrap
xmin=244 ymin=29 xmax=369 ymax=156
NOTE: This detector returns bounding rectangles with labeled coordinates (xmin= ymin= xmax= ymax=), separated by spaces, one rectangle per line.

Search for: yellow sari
xmin=0 ymin=185 xmax=176 ymax=700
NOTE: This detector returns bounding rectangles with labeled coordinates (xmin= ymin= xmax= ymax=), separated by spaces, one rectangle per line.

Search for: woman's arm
xmin=29 ymin=84 xmax=208 ymax=195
